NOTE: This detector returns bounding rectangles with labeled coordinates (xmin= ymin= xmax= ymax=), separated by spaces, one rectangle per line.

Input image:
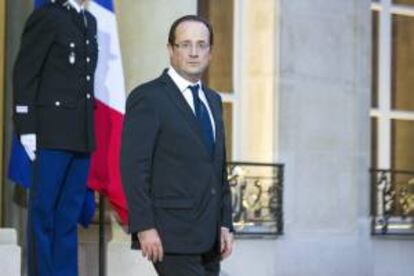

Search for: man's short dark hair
xmin=168 ymin=15 xmax=214 ymax=46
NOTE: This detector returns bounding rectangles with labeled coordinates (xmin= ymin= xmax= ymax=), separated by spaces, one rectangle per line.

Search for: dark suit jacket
xmin=13 ymin=1 xmax=98 ymax=152
xmin=121 ymin=70 xmax=233 ymax=254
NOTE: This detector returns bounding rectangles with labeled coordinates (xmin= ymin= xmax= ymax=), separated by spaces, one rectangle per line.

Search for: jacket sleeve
xmin=13 ymin=8 xmax=56 ymax=135
xmin=121 ymin=89 xmax=160 ymax=234
xmin=219 ymin=97 xmax=234 ymax=232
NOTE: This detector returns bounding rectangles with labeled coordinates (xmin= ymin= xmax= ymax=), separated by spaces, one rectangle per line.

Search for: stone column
xmin=3 ymin=0 xmax=32 ymax=274
xmin=0 ymin=0 xmax=5 ymax=223
xmin=116 ymin=0 xmax=197 ymax=93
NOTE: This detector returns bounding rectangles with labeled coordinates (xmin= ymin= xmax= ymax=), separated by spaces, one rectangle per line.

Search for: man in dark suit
xmin=121 ymin=15 xmax=234 ymax=276
xmin=13 ymin=0 xmax=98 ymax=275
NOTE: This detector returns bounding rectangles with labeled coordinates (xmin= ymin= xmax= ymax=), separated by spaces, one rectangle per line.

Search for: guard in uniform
xmin=12 ymin=0 xmax=98 ymax=275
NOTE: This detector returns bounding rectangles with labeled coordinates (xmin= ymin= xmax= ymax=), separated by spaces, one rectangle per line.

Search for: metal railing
xmin=370 ymin=168 xmax=414 ymax=235
xmin=228 ymin=162 xmax=284 ymax=238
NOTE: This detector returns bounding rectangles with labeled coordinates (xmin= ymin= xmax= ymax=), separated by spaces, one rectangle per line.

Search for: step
xmin=0 ymin=228 xmax=21 ymax=276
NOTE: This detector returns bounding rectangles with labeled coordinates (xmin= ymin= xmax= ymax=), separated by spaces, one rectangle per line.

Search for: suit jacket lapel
xmin=160 ymin=71 xmax=211 ymax=158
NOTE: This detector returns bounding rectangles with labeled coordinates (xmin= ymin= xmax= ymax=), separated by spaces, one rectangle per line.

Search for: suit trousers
xmin=27 ymin=149 xmax=90 ymax=276
xmin=153 ymin=248 xmax=220 ymax=276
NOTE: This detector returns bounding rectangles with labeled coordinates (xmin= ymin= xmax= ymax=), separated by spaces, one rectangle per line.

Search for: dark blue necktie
xmin=189 ymin=85 xmax=215 ymax=157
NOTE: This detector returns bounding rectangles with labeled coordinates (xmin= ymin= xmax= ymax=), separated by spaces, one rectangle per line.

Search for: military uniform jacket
xmin=13 ymin=1 xmax=98 ymax=152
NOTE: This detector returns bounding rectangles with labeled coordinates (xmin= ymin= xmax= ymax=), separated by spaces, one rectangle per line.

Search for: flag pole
xmin=99 ymin=194 xmax=106 ymax=276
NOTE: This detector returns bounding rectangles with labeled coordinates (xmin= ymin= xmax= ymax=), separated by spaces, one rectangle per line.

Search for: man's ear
xmin=207 ymin=48 xmax=213 ymax=62
xmin=167 ymin=44 xmax=174 ymax=57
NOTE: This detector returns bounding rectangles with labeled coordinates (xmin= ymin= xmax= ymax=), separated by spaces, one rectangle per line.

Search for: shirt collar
xmin=68 ymin=0 xmax=84 ymax=13
xmin=167 ymin=66 xmax=202 ymax=93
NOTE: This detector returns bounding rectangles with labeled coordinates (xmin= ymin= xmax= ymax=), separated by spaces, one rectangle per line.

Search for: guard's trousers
xmin=28 ymin=149 xmax=90 ymax=276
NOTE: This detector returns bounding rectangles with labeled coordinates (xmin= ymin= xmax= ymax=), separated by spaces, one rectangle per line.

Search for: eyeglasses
xmin=173 ymin=41 xmax=210 ymax=52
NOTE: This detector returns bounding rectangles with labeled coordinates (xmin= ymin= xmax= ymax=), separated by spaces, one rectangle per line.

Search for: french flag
xmin=88 ymin=0 xmax=128 ymax=224
xmin=8 ymin=0 xmax=128 ymax=226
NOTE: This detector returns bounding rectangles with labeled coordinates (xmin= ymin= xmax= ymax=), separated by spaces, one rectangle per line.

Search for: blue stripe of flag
xmin=34 ymin=0 xmax=47 ymax=9
xmin=93 ymin=0 xmax=114 ymax=12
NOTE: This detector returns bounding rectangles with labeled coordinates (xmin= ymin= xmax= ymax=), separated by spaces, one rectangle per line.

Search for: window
xmin=198 ymin=0 xmax=276 ymax=163
xmin=371 ymin=0 xmax=414 ymax=234
xmin=198 ymin=0 xmax=282 ymax=237
xmin=371 ymin=0 xmax=414 ymax=171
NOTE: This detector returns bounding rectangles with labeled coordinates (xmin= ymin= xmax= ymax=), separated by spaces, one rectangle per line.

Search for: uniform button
xmin=211 ymin=188 xmax=216 ymax=195
xmin=55 ymin=101 xmax=61 ymax=106
xmin=86 ymin=93 xmax=91 ymax=99
xmin=86 ymin=75 xmax=91 ymax=81
xmin=86 ymin=39 xmax=90 ymax=45
xmin=86 ymin=57 xmax=90 ymax=63
xmin=70 ymin=42 xmax=75 ymax=48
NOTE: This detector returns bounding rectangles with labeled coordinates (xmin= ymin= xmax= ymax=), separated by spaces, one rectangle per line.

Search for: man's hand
xmin=220 ymin=227 xmax=234 ymax=260
xmin=20 ymin=134 xmax=36 ymax=161
xmin=137 ymin=228 xmax=164 ymax=263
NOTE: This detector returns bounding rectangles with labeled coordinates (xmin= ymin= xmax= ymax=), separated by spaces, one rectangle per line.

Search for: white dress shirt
xmin=167 ymin=67 xmax=216 ymax=140
xmin=68 ymin=0 xmax=85 ymax=13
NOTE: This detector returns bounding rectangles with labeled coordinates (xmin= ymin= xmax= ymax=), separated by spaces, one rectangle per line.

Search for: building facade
xmin=1 ymin=0 xmax=414 ymax=275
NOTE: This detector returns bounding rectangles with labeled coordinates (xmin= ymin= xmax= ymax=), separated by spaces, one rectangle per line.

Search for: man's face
xmin=168 ymin=21 xmax=212 ymax=83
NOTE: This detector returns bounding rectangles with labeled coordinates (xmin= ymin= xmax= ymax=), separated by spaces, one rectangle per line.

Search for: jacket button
xmin=86 ymin=93 xmax=91 ymax=99
xmin=55 ymin=101 xmax=61 ymax=106
xmin=86 ymin=39 xmax=90 ymax=45
xmin=70 ymin=42 xmax=75 ymax=48
xmin=86 ymin=75 xmax=91 ymax=81
xmin=86 ymin=57 xmax=90 ymax=63
xmin=211 ymin=188 xmax=216 ymax=195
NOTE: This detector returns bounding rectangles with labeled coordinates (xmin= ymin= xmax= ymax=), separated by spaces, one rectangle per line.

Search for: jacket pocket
xmin=153 ymin=198 xmax=193 ymax=209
